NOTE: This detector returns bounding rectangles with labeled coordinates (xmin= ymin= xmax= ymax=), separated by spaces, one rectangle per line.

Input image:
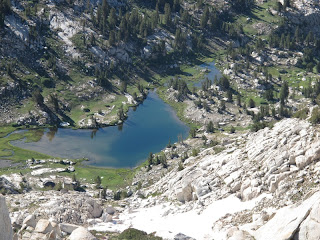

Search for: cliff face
xmin=0 ymin=195 xmax=13 ymax=240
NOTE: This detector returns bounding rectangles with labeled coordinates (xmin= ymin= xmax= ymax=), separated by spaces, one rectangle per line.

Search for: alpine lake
xmin=12 ymin=61 xmax=220 ymax=168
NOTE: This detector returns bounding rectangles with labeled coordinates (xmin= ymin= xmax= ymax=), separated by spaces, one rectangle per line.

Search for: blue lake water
xmin=12 ymin=91 xmax=190 ymax=168
xmin=194 ymin=61 xmax=222 ymax=88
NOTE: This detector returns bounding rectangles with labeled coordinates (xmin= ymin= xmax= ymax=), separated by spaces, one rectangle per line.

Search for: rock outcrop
xmin=86 ymin=118 xmax=320 ymax=239
xmin=0 ymin=195 xmax=13 ymax=240
xmin=69 ymin=227 xmax=97 ymax=240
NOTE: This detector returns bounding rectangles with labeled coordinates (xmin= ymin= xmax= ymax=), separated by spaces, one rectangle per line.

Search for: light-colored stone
xmin=69 ymin=227 xmax=97 ymax=240
xmin=87 ymin=199 xmax=103 ymax=218
xmin=23 ymin=214 xmax=36 ymax=228
xmin=60 ymin=223 xmax=79 ymax=234
xmin=35 ymin=219 xmax=53 ymax=234
xmin=253 ymin=192 xmax=320 ymax=240
xmin=0 ymin=196 xmax=13 ymax=240
xmin=105 ymin=206 xmax=116 ymax=215
xmin=298 ymin=201 xmax=320 ymax=240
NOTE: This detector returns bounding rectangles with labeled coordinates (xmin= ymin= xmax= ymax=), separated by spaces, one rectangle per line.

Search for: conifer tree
xmin=164 ymin=3 xmax=171 ymax=27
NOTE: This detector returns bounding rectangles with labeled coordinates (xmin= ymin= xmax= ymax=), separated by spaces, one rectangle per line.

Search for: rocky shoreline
xmin=1 ymin=118 xmax=320 ymax=239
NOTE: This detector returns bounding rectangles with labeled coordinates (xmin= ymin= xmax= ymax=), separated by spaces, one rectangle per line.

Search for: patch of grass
xmin=235 ymin=0 xmax=281 ymax=38
xmin=293 ymin=107 xmax=309 ymax=120
xmin=59 ymin=165 xmax=136 ymax=190
xmin=0 ymin=127 xmax=51 ymax=162
xmin=213 ymin=146 xmax=225 ymax=154
xmin=0 ymin=126 xmax=18 ymax=138
xmin=111 ymin=228 xmax=163 ymax=240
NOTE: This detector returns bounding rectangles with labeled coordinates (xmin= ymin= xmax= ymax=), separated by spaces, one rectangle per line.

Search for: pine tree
xmin=181 ymin=9 xmax=190 ymax=24
xmin=102 ymin=0 xmax=110 ymax=17
xmin=190 ymin=128 xmax=196 ymax=138
xmin=148 ymin=152 xmax=153 ymax=166
xmin=33 ymin=89 xmax=44 ymax=106
xmin=164 ymin=3 xmax=171 ymax=27
xmin=109 ymin=30 xmax=116 ymax=46
xmin=237 ymin=94 xmax=241 ymax=106
xmin=90 ymin=33 xmax=96 ymax=45
xmin=280 ymin=81 xmax=289 ymax=104
xmin=248 ymin=98 xmax=255 ymax=108
xmin=295 ymin=26 xmax=301 ymax=44
xmin=108 ymin=7 xmax=117 ymax=30
xmin=173 ymin=0 xmax=180 ymax=12
xmin=95 ymin=176 xmax=102 ymax=188
xmin=200 ymin=6 xmax=209 ymax=28
xmin=49 ymin=94 xmax=59 ymax=111
xmin=117 ymin=104 xmax=125 ymax=120
xmin=151 ymin=10 xmax=159 ymax=29
xmin=227 ymin=90 xmax=233 ymax=102
xmin=207 ymin=121 xmax=214 ymax=133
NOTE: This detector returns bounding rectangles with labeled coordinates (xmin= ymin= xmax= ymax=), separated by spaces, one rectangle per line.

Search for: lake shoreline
xmin=10 ymin=90 xmax=190 ymax=168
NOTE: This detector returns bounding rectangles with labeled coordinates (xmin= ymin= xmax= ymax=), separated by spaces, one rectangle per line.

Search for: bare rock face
xmin=35 ymin=219 xmax=53 ymax=234
xmin=60 ymin=223 xmax=79 ymax=234
xmin=0 ymin=195 xmax=13 ymax=240
xmin=297 ymin=201 xmax=320 ymax=240
xmin=69 ymin=227 xmax=97 ymax=240
xmin=22 ymin=214 xmax=36 ymax=228
xmin=86 ymin=199 xmax=103 ymax=218
xmin=253 ymin=192 xmax=320 ymax=240
xmin=0 ymin=177 xmax=19 ymax=194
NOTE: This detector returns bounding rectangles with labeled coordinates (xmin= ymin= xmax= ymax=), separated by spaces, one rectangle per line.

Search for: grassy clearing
xmin=61 ymin=165 xmax=136 ymax=190
xmin=0 ymin=127 xmax=51 ymax=162
xmin=235 ymin=0 xmax=281 ymax=38
xmin=153 ymin=55 xmax=215 ymax=87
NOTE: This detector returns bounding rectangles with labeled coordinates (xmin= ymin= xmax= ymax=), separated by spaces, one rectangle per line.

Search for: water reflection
xmin=46 ymin=128 xmax=58 ymax=141
xmin=90 ymin=129 xmax=98 ymax=139
xmin=117 ymin=124 xmax=123 ymax=131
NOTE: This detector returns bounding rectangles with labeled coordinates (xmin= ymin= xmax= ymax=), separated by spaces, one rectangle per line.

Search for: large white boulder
xmin=69 ymin=227 xmax=96 ymax=240
xmin=35 ymin=219 xmax=53 ymax=234
xmin=298 ymin=201 xmax=320 ymax=240
xmin=60 ymin=223 xmax=79 ymax=234
xmin=22 ymin=214 xmax=36 ymax=228
xmin=253 ymin=192 xmax=320 ymax=240
xmin=86 ymin=199 xmax=103 ymax=218
xmin=0 ymin=196 xmax=13 ymax=240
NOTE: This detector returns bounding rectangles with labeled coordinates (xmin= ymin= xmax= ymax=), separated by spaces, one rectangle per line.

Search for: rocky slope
xmin=3 ymin=118 xmax=320 ymax=239
xmin=95 ymin=118 xmax=320 ymax=239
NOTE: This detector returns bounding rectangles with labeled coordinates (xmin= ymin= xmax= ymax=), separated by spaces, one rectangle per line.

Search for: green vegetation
xmin=206 ymin=121 xmax=214 ymax=133
xmin=60 ymin=165 xmax=136 ymax=190
xmin=111 ymin=228 xmax=162 ymax=240
xmin=0 ymin=127 xmax=50 ymax=162
xmin=310 ymin=108 xmax=320 ymax=124
xmin=293 ymin=108 xmax=309 ymax=120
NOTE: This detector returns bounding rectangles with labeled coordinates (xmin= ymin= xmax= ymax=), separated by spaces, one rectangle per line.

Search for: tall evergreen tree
xmin=200 ymin=6 xmax=209 ymax=28
xmin=108 ymin=7 xmax=117 ymax=30
xmin=280 ymin=81 xmax=289 ymax=104
xmin=164 ymin=3 xmax=171 ymax=27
